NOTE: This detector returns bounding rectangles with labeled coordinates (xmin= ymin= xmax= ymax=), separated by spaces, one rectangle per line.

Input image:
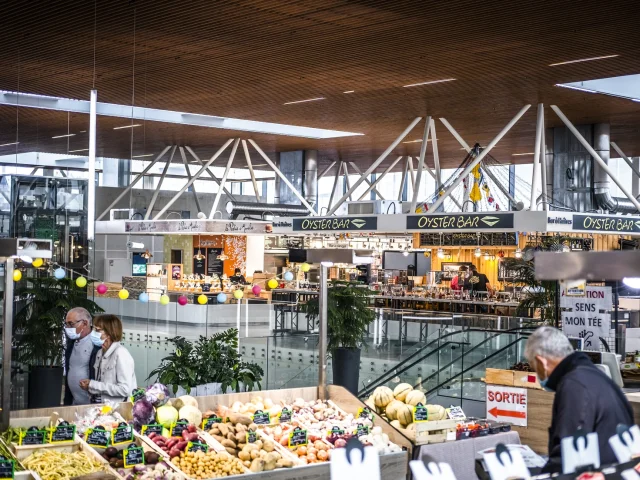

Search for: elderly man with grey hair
xmin=63 ymin=307 xmax=100 ymax=405
xmin=525 ymin=326 xmax=633 ymax=473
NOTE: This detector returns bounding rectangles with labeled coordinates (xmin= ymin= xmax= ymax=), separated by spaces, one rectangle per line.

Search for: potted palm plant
xmin=13 ymin=276 xmax=104 ymax=408
xmin=304 ymin=281 xmax=376 ymax=394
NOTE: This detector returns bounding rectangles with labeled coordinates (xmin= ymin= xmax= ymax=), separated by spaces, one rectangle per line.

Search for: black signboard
xmin=207 ymin=248 xmax=223 ymax=276
xmin=252 ymin=410 xmax=271 ymax=425
xmin=246 ymin=430 xmax=258 ymax=444
xmin=86 ymin=427 xmax=110 ymax=447
xmin=111 ymin=423 xmax=134 ymax=446
xmin=288 ymin=427 xmax=308 ymax=448
xmin=187 ymin=442 xmax=209 ymax=453
xmin=0 ymin=456 xmax=14 ymax=480
xmin=573 ymin=214 xmax=640 ymax=234
xmin=358 ymin=407 xmax=374 ymax=421
xmin=354 ymin=424 xmax=370 ymax=438
xmin=130 ymin=388 xmax=146 ymax=403
xmin=170 ymin=420 xmax=189 ymax=438
xmin=201 ymin=417 xmax=222 ymax=430
xmin=292 ymin=216 xmax=378 ymax=232
xmin=20 ymin=428 xmax=46 ymax=445
xmin=413 ymin=403 xmax=429 ymax=422
xmin=419 ymin=232 xmax=518 ymax=247
xmin=193 ymin=249 xmax=206 ymax=275
xmin=141 ymin=424 xmax=163 ymax=437
xmin=328 ymin=426 xmax=344 ymax=436
xmin=407 ymin=213 xmax=515 ymax=231
xmin=278 ymin=407 xmax=292 ymax=424
xmin=123 ymin=446 xmax=145 ymax=468
xmin=50 ymin=423 xmax=76 ymax=443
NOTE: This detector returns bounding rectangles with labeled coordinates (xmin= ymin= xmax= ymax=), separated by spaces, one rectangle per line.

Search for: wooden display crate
xmin=485 ymin=368 xmax=542 ymax=390
xmin=414 ymin=419 xmax=458 ymax=445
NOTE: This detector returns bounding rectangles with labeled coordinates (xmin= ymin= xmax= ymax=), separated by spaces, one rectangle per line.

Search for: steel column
xmin=328 ymin=162 xmax=342 ymax=211
xmin=410 ymin=116 xmax=431 ymax=212
xmin=318 ymin=162 xmax=336 ymax=180
xmin=1 ymin=258 xmax=14 ymax=430
xmin=342 ymin=162 xmax=353 ymax=201
xmin=551 ymin=105 xmax=640 ymax=211
xmin=430 ymin=119 xmax=442 ymax=189
xmin=318 ymin=264 xmax=328 ymax=400
xmin=210 ymin=139 xmax=240 ymax=218
xmin=357 ymin=156 xmax=403 ymax=200
xmin=180 ymin=145 xmax=203 ymax=215
xmin=611 ymin=142 xmax=640 ymax=179
xmin=154 ymin=139 xmax=233 ymax=219
xmin=327 ymin=117 xmax=422 ymax=215
xmin=88 ymin=89 xmax=97 ymax=241
xmin=242 ymin=140 xmax=261 ymax=202
xmin=248 ymin=140 xmax=317 ymax=214
xmin=349 ymin=163 xmax=385 ymax=199
xmin=144 ymin=146 xmax=176 ymax=219
xmin=408 ymin=157 xmax=416 ymax=192
xmin=97 ymin=146 xmax=171 ymax=220
xmin=540 ymin=111 xmax=549 ymax=211
xmin=398 ymin=157 xmax=409 ymax=201
xmin=530 ymin=103 xmax=544 ymax=210
xmin=185 ymin=146 xmax=237 ymax=201
xmin=430 ymin=105 xmax=531 ymax=211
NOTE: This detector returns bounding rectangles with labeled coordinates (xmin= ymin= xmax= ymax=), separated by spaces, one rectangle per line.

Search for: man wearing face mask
xmin=63 ymin=307 xmax=100 ymax=405
xmin=525 ymin=327 xmax=633 ymax=473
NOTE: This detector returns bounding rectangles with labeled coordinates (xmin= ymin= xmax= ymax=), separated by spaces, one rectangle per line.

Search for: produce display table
xmin=416 ymin=431 xmax=521 ymax=480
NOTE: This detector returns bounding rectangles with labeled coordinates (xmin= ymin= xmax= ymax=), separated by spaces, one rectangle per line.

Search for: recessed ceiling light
xmin=343 ymin=91 xmax=355 ymax=94
xmin=79 ymin=130 xmax=87 ymax=133
xmin=51 ymin=133 xmax=75 ymax=139
xmin=403 ymin=78 xmax=456 ymax=88
xmin=283 ymin=97 xmax=326 ymax=105
xmin=512 ymin=152 xmax=535 ymax=156
xmin=132 ymin=154 xmax=154 ymax=158
xmin=113 ymin=124 xmax=142 ymax=130
xmin=68 ymin=148 xmax=89 ymax=153
xmin=0 ymin=142 xmax=19 ymax=147
xmin=253 ymin=164 xmax=268 ymax=167
xmin=402 ymin=138 xmax=438 ymax=144
xmin=549 ymin=54 xmax=619 ymax=67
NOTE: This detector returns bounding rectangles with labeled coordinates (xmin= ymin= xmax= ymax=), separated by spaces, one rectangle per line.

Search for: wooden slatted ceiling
xmin=0 ymin=0 xmax=639 ymax=172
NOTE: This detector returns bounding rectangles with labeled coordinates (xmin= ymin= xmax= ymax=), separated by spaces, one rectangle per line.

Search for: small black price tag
xmin=252 ymin=410 xmax=271 ymax=425
xmin=187 ymin=442 xmax=209 ymax=453
xmin=130 ymin=388 xmax=146 ymax=403
xmin=170 ymin=420 xmax=189 ymax=437
xmin=413 ymin=403 xmax=429 ymax=423
xmin=354 ymin=424 xmax=370 ymax=438
xmin=246 ymin=430 xmax=258 ymax=444
xmin=123 ymin=446 xmax=145 ymax=468
xmin=50 ymin=423 xmax=76 ymax=443
xmin=327 ymin=426 xmax=344 ymax=437
xmin=85 ymin=427 xmax=110 ymax=448
xmin=201 ymin=417 xmax=222 ymax=430
xmin=20 ymin=428 xmax=46 ymax=446
xmin=141 ymin=424 xmax=163 ymax=437
xmin=357 ymin=407 xmax=374 ymax=421
xmin=288 ymin=427 xmax=308 ymax=448
xmin=0 ymin=456 xmax=14 ymax=480
xmin=278 ymin=407 xmax=292 ymax=424
xmin=111 ymin=423 xmax=134 ymax=446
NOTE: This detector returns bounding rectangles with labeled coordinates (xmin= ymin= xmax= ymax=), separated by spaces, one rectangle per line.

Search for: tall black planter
xmin=331 ymin=347 xmax=361 ymax=395
xmin=28 ymin=366 xmax=64 ymax=408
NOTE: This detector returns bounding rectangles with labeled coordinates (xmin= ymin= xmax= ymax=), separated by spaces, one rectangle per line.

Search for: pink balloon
xmin=178 ymin=295 xmax=188 ymax=306
xmin=252 ymin=284 xmax=262 ymax=296
xmin=96 ymin=283 xmax=108 ymax=295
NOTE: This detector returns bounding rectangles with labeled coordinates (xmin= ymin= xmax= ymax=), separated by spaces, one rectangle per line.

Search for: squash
xmin=390 ymin=420 xmax=402 ymax=430
xmin=427 ymin=404 xmax=447 ymax=421
xmin=405 ymin=390 xmax=427 ymax=407
xmin=365 ymin=397 xmax=376 ymax=411
xmin=396 ymin=403 xmax=413 ymax=426
xmin=385 ymin=400 xmax=405 ymax=421
xmin=372 ymin=386 xmax=394 ymax=408
xmin=393 ymin=383 xmax=413 ymax=402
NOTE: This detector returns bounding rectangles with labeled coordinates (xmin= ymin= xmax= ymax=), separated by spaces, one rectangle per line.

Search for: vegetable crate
xmin=485 ymin=368 xmax=541 ymax=390
xmin=414 ymin=419 xmax=458 ymax=445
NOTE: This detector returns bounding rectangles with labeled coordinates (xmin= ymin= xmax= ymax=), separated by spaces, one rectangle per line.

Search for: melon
xmin=365 ymin=397 xmax=376 ymax=411
xmin=393 ymin=383 xmax=413 ymax=402
xmin=385 ymin=400 xmax=405 ymax=421
xmin=405 ymin=422 xmax=416 ymax=432
xmin=390 ymin=420 xmax=402 ymax=430
xmin=405 ymin=390 xmax=427 ymax=407
xmin=427 ymin=404 xmax=447 ymax=421
xmin=396 ymin=403 xmax=413 ymax=426
xmin=372 ymin=386 xmax=394 ymax=408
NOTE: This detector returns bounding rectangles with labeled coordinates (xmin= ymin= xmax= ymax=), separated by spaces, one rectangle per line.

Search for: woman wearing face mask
xmin=79 ymin=314 xmax=137 ymax=403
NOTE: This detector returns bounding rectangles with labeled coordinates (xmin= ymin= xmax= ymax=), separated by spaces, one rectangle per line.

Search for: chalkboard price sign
xmin=0 ymin=456 xmax=14 ymax=480
xmin=141 ymin=424 xmax=163 ymax=437
xmin=85 ymin=427 xmax=110 ymax=447
xmin=123 ymin=446 xmax=145 ymax=468
xmin=413 ymin=403 xmax=429 ymax=423
xmin=252 ymin=410 xmax=271 ymax=425
xmin=288 ymin=427 xmax=308 ymax=448
xmin=201 ymin=417 xmax=222 ymax=430
xmin=170 ymin=420 xmax=189 ymax=438
xmin=246 ymin=430 xmax=258 ymax=444
xmin=111 ymin=423 xmax=134 ymax=446
xmin=20 ymin=428 xmax=46 ymax=446
xmin=50 ymin=423 xmax=76 ymax=443
xmin=357 ymin=407 xmax=374 ymax=421
xmin=278 ymin=407 xmax=292 ymax=424
xmin=354 ymin=424 xmax=370 ymax=438
xmin=327 ymin=426 xmax=344 ymax=437
xmin=187 ymin=442 xmax=209 ymax=453
xmin=130 ymin=388 xmax=146 ymax=403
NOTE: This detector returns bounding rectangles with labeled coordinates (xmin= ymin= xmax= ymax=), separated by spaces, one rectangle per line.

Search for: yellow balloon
xmin=301 ymin=263 xmax=311 ymax=273
xmin=13 ymin=270 xmax=22 ymax=282
xmin=197 ymin=294 xmax=208 ymax=305
xmin=160 ymin=294 xmax=170 ymax=305
xmin=233 ymin=289 xmax=244 ymax=299
xmin=32 ymin=258 xmax=43 ymax=268
xmin=267 ymin=278 xmax=278 ymax=289
xmin=118 ymin=289 xmax=129 ymax=300
xmin=76 ymin=276 xmax=87 ymax=288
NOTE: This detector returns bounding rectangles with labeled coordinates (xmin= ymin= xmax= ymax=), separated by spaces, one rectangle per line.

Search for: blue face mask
xmin=539 ymin=377 xmax=553 ymax=392
xmin=90 ymin=330 xmax=105 ymax=347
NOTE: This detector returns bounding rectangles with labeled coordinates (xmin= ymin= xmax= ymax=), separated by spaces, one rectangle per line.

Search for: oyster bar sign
xmin=547 ymin=213 xmax=640 ymax=234
xmin=292 ymin=216 xmax=378 ymax=232
xmin=406 ymin=213 xmax=514 ymax=231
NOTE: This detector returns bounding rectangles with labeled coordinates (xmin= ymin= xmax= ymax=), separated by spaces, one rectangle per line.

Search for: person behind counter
xmin=229 ymin=268 xmax=247 ymax=285
xmin=450 ymin=265 xmax=468 ymax=291
xmin=79 ymin=314 xmax=137 ymax=403
xmin=464 ymin=264 xmax=493 ymax=295
xmin=525 ymin=327 xmax=633 ymax=473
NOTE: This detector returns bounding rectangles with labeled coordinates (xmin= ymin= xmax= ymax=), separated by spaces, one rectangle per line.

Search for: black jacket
xmin=543 ymin=352 xmax=633 ymax=473
xmin=63 ymin=338 xmax=100 ymax=406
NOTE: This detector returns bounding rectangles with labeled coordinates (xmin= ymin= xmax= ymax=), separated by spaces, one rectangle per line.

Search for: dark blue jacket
xmin=63 ymin=337 xmax=100 ymax=406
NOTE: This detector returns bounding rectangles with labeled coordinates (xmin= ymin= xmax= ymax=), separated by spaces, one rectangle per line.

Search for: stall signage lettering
xmin=288 ymin=427 xmax=308 ymax=448
xmin=141 ymin=424 xmax=164 ymax=437
xmin=0 ymin=456 xmax=14 ymax=480
xmin=50 ymin=423 xmax=76 ymax=443
xmin=560 ymin=286 xmax=612 ymax=350
xmin=278 ymin=407 xmax=292 ymax=423
xmin=85 ymin=427 xmax=110 ymax=447
xmin=413 ymin=403 xmax=429 ymax=423
xmin=170 ymin=421 xmax=189 ymax=438
xmin=201 ymin=417 xmax=222 ymax=430
xmin=293 ymin=216 xmax=378 ymax=232
xmin=407 ymin=213 xmax=514 ymax=230
xmin=20 ymin=429 xmax=46 ymax=445
xmin=486 ymin=386 xmax=528 ymax=426
xmin=123 ymin=446 xmax=144 ymax=468
xmin=187 ymin=442 xmax=209 ymax=453
xmin=111 ymin=424 xmax=134 ymax=446
xmin=251 ymin=410 xmax=271 ymax=425
xmin=125 ymin=220 xmax=268 ymax=234
xmin=573 ymin=214 xmax=640 ymax=233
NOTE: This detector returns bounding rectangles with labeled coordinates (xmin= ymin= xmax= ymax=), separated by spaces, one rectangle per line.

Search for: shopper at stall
xmin=229 ymin=267 xmax=247 ymax=285
xmin=79 ymin=314 xmax=137 ymax=403
xmin=525 ymin=326 xmax=633 ymax=473
xmin=450 ymin=265 xmax=468 ymax=291
xmin=464 ymin=264 xmax=493 ymax=295
xmin=64 ymin=307 xmax=100 ymax=406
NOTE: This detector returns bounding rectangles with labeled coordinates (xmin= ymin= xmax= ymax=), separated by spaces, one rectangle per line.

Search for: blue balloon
xmin=216 ymin=293 xmax=227 ymax=303
xmin=54 ymin=268 xmax=66 ymax=280
xmin=284 ymin=271 xmax=294 ymax=282
xmin=138 ymin=292 xmax=149 ymax=303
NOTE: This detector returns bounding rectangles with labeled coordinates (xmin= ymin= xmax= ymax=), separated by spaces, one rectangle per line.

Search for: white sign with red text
xmin=486 ymin=385 xmax=527 ymax=427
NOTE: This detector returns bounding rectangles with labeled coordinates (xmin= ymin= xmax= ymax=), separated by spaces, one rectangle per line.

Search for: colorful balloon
xmin=283 ymin=271 xmax=294 ymax=282
xmin=13 ymin=270 xmax=22 ymax=282
xmin=96 ymin=283 xmax=108 ymax=295
xmin=300 ymin=263 xmax=311 ymax=273
xmin=267 ymin=278 xmax=278 ymax=289
xmin=138 ymin=292 xmax=149 ymax=303
xmin=233 ymin=289 xmax=244 ymax=300
xmin=75 ymin=276 xmax=87 ymax=288
xmin=54 ymin=268 xmax=66 ymax=280
xmin=32 ymin=258 xmax=43 ymax=268
xmin=178 ymin=295 xmax=188 ymax=306
xmin=216 ymin=293 xmax=227 ymax=303
xmin=118 ymin=289 xmax=129 ymax=300
xmin=251 ymin=284 xmax=262 ymax=296
xmin=160 ymin=294 xmax=170 ymax=305
xmin=197 ymin=294 xmax=208 ymax=305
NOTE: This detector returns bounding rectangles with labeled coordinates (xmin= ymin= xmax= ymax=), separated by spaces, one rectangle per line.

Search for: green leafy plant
xmin=303 ymin=281 xmax=376 ymax=352
xmin=13 ymin=277 xmax=104 ymax=367
xmin=148 ymin=328 xmax=263 ymax=394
